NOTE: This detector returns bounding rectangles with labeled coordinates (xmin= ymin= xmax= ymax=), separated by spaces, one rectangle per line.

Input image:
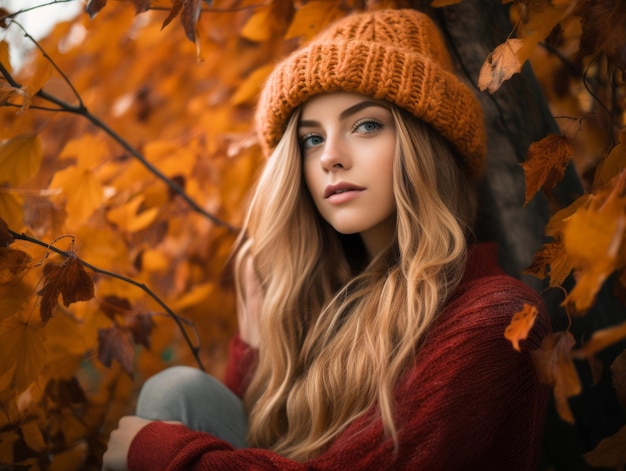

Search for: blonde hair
xmin=234 ymin=105 xmax=477 ymax=461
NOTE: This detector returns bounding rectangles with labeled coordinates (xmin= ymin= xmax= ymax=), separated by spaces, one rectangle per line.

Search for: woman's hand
xmin=101 ymin=416 xmax=153 ymax=471
xmin=237 ymin=256 xmax=263 ymax=348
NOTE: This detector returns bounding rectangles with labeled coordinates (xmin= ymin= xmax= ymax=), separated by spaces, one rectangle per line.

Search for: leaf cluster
xmin=0 ymin=0 xmax=624 ymax=468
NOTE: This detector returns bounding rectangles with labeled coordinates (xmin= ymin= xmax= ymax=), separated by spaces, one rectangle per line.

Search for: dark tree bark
xmin=411 ymin=1 xmax=626 ymax=469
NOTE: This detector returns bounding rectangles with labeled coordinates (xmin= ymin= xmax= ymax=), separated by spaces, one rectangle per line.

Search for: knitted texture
xmin=255 ymin=9 xmax=487 ymax=178
xmin=128 ymin=244 xmax=550 ymax=470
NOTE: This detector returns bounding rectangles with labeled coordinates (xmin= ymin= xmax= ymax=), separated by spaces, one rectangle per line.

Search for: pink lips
xmin=324 ymin=182 xmax=365 ymax=199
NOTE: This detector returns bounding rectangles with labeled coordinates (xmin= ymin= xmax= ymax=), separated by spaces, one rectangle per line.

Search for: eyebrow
xmin=298 ymin=100 xmax=389 ymax=129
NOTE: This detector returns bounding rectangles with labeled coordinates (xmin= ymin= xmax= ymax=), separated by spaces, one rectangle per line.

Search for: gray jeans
xmin=136 ymin=366 xmax=249 ymax=448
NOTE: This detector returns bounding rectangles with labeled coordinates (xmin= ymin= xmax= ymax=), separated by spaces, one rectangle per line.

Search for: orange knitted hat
xmin=255 ymin=9 xmax=486 ymax=178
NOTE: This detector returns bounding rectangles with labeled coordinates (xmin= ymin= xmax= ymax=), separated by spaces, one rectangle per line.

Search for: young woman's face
xmin=299 ymin=92 xmax=396 ymax=257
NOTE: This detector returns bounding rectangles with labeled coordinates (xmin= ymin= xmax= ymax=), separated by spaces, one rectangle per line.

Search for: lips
xmin=324 ymin=182 xmax=365 ymax=199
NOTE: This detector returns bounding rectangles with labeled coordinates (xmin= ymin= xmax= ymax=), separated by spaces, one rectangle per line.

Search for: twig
xmin=0 ymin=30 xmax=237 ymax=232
xmin=9 ymin=228 xmax=207 ymax=372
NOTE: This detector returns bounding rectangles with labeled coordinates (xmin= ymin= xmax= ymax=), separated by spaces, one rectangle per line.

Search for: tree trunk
xmin=412 ymin=0 xmax=626 ymax=469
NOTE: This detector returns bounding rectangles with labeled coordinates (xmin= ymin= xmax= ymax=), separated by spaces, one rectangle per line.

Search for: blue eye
xmin=301 ymin=134 xmax=324 ymax=149
xmin=354 ymin=119 xmax=383 ymax=133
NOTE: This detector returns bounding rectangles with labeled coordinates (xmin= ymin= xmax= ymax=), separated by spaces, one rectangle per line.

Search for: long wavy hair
xmin=234 ymin=104 xmax=477 ymax=461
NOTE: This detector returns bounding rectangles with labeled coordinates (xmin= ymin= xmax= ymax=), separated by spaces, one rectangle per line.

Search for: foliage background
xmin=0 ymin=0 xmax=624 ymax=469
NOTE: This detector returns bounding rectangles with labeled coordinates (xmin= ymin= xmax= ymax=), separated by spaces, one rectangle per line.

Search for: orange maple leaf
xmin=504 ymin=303 xmax=539 ymax=351
xmin=37 ymin=255 xmax=95 ymax=325
xmin=562 ymin=173 xmax=626 ymax=314
xmin=593 ymin=129 xmax=626 ymax=191
xmin=523 ymin=238 xmax=573 ymax=286
xmin=531 ymin=330 xmax=581 ymax=423
xmin=521 ymin=134 xmax=574 ymax=205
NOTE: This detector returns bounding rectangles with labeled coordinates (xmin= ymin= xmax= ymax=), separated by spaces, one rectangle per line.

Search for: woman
xmin=103 ymin=8 xmax=550 ymax=470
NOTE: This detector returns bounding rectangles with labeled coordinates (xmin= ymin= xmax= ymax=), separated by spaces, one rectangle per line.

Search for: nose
xmin=319 ymin=135 xmax=350 ymax=172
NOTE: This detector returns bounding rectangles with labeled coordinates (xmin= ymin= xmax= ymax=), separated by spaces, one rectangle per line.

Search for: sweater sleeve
xmin=128 ymin=275 xmax=549 ymax=471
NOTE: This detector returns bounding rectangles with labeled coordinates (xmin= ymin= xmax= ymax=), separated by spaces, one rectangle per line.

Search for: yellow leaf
xmin=593 ymin=129 xmax=626 ymax=191
xmin=0 ymin=189 xmax=23 ymax=231
xmin=49 ymin=166 xmax=104 ymax=228
xmin=106 ymin=194 xmax=159 ymax=233
xmin=0 ymin=280 xmax=32 ymax=322
xmin=478 ymin=39 xmax=524 ymax=94
xmin=60 ymin=135 xmax=111 ymax=169
xmin=240 ymin=5 xmax=274 ymax=42
xmin=545 ymin=194 xmax=589 ymax=237
xmin=0 ymin=315 xmax=46 ymax=393
xmin=521 ymin=134 xmax=574 ymax=205
xmin=563 ymin=177 xmax=626 ymax=314
xmin=285 ymin=1 xmax=345 ymax=41
xmin=504 ymin=303 xmax=539 ymax=351
xmin=231 ymin=64 xmax=274 ymax=106
xmin=0 ymin=134 xmax=43 ymax=186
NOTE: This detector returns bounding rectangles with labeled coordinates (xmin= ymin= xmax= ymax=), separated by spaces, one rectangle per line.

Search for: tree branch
xmin=9 ymin=228 xmax=207 ymax=372
xmin=0 ymin=28 xmax=238 ymax=232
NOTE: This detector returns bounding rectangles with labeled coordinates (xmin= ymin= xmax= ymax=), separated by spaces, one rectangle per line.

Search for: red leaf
xmin=37 ymin=255 xmax=95 ymax=325
xmin=130 ymin=313 xmax=154 ymax=350
xmin=97 ymin=327 xmax=135 ymax=378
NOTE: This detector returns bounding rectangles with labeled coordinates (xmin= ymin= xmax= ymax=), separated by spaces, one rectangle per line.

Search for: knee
xmin=137 ymin=366 xmax=214 ymax=414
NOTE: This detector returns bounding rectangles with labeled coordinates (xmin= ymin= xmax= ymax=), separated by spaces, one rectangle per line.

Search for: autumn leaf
xmin=584 ymin=425 xmax=626 ymax=468
xmin=478 ymin=39 xmax=524 ymax=94
xmin=0 ymin=189 xmax=23 ymax=230
xmin=579 ymin=0 xmax=626 ymax=70
xmin=523 ymin=238 xmax=573 ymax=286
xmin=573 ymin=321 xmax=626 ymax=359
xmin=0 ymin=315 xmax=46 ymax=393
xmin=0 ymin=247 xmax=32 ymax=283
xmin=0 ymin=134 xmax=43 ymax=186
xmin=20 ymin=421 xmax=46 ymax=453
xmin=285 ymin=1 xmax=345 ymax=42
xmin=231 ymin=64 xmax=274 ymax=106
xmin=611 ymin=350 xmax=626 ymax=408
xmin=593 ymin=129 xmax=626 ymax=191
xmin=505 ymin=303 xmax=539 ymax=351
xmin=130 ymin=313 xmax=154 ymax=350
xmin=37 ymin=254 xmax=95 ymax=325
xmin=562 ymin=177 xmax=626 ymax=314
xmin=100 ymin=295 xmax=132 ymax=320
xmin=521 ymin=134 xmax=574 ymax=205
xmin=48 ymin=165 xmax=104 ymax=228
xmin=97 ymin=326 xmax=135 ymax=378
xmin=531 ymin=330 xmax=580 ymax=423
xmin=0 ymin=217 xmax=12 ymax=246
xmin=0 ymin=40 xmax=11 ymax=72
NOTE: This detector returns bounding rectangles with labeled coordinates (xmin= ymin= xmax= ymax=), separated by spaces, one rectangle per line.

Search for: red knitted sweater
xmin=128 ymin=243 xmax=550 ymax=470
